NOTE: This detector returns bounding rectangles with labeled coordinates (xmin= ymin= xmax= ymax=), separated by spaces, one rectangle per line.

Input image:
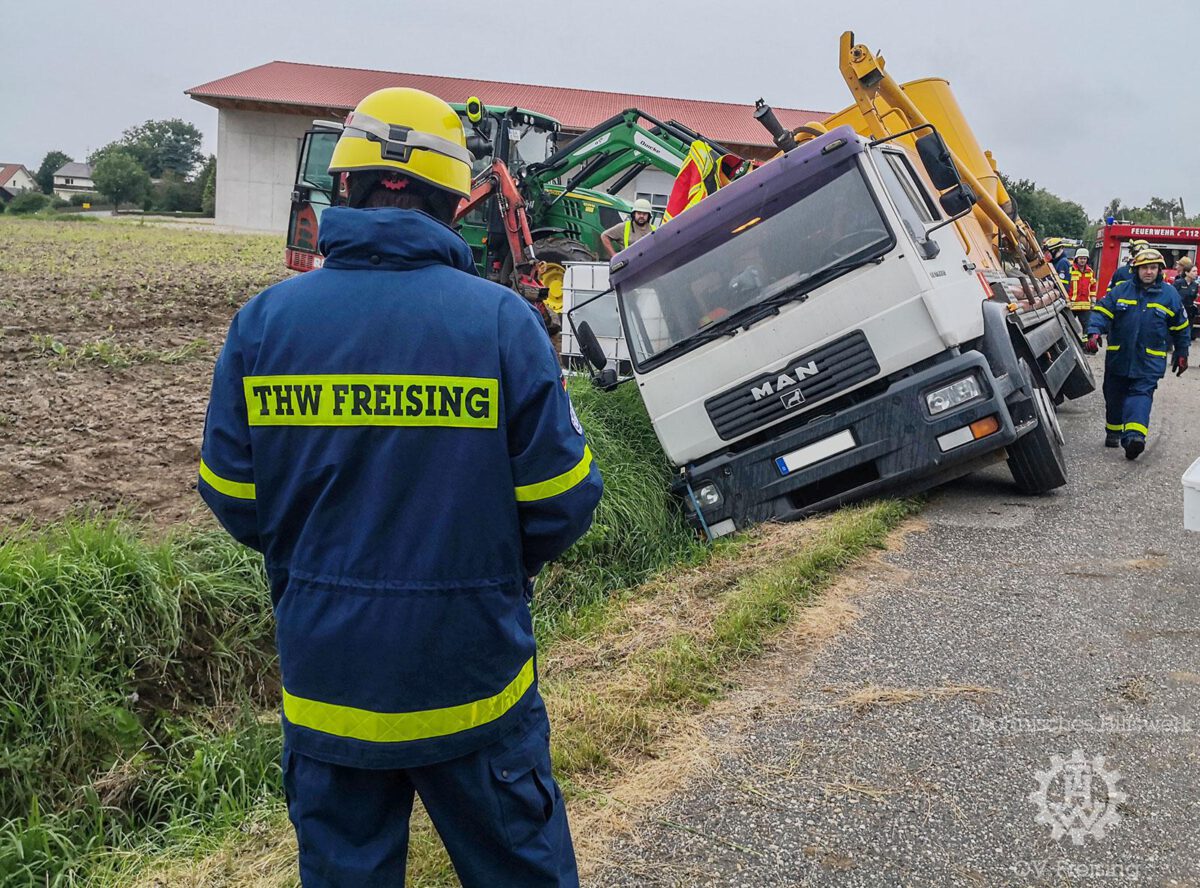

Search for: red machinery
xmin=1094 ymin=222 xmax=1200 ymax=292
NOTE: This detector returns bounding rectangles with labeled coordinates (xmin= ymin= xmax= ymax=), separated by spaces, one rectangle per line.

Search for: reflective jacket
xmin=623 ymin=217 xmax=656 ymax=248
xmin=662 ymin=139 xmax=740 ymax=224
xmin=1107 ymin=263 xmax=1134 ymax=293
xmin=1087 ymin=276 xmax=1190 ymax=379
xmin=199 ymin=207 xmax=602 ymax=769
xmin=1067 ymin=262 xmax=1096 ymax=307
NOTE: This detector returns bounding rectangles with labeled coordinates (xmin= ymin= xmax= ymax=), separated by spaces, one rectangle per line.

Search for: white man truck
xmin=572 ymin=32 xmax=1094 ymax=537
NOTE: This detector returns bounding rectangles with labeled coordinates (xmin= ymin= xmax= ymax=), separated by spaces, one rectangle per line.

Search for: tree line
xmin=21 ymin=119 xmax=215 ymax=215
xmin=999 ymin=174 xmax=1197 ymax=245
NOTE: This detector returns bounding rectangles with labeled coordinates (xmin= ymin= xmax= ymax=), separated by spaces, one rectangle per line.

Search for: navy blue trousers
xmin=282 ymin=697 xmax=578 ymax=887
xmin=1102 ymin=372 xmax=1158 ymax=442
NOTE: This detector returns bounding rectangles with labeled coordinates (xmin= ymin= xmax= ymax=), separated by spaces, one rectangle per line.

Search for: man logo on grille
xmin=780 ymin=389 xmax=805 ymax=410
xmin=750 ymin=360 xmax=820 ymax=402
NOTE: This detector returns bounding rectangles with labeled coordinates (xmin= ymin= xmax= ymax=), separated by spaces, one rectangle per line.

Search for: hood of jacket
xmin=317 ymin=206 xmax=476 ymax=274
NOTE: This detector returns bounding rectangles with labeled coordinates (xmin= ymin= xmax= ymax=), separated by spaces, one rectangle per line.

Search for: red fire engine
xmin=1094 ymin=222 xmax=1200 ymax=293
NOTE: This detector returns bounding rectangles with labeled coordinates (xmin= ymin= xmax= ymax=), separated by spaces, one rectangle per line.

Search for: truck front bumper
xmin=678 ymin=351 xmax=1025 ymax=534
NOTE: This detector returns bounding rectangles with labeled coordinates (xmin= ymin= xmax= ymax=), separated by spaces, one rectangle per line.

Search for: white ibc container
xmin=1184 ymin=456 xmax=1200 ymax=531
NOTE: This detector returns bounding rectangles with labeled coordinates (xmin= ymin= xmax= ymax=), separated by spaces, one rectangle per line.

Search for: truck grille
xmin=705 ymin=330 xmax=879 ymax=440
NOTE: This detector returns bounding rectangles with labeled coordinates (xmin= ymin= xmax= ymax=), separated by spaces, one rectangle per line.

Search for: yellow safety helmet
xmin=1128 ymin=239 xmax=1150 ymax=255
xmin=328 ymin=88 xmax=472 ymax=198
xmin=1043 ymin=236 xmax=1064 ymax=250
xmin=1130 ymin=248 xmax=1165 ymax=268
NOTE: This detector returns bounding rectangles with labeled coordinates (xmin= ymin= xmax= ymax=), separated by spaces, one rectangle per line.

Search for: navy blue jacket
xmin=199 ymin=207 xmax=602 ymax=768
xmin=1107 ymin=263 xmax=1134 ymax=293
xmin=1088 ymin=276 xmax=1190 ymax=379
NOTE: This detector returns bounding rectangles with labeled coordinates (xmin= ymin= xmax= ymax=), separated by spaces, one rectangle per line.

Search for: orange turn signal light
xmin=970 ymin=416 xmax=1000 ymax=439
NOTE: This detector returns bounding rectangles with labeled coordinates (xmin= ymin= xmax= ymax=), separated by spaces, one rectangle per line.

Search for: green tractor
xmin=286 ymin=103 xmax=725 ymax=313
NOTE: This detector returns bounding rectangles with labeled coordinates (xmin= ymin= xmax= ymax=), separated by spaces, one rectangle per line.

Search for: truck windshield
xmin=617 ymin=159 xmax=892 ymax=368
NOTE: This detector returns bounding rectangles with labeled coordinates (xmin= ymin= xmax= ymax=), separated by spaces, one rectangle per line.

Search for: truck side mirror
xmin=916 ymin=131 xmax=960 ymax=190
xmin=577 ymin=321 xmax=608 ymax=371
xmin=939 ymin=182 xmax=977 ymax=217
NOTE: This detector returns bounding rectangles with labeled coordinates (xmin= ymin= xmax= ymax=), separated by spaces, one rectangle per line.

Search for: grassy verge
xmin=545 ymin=500 xmax=913 ymax=782
xmin=0 ymin=377 xmax=704 ymax=885
xmin=0 ymin=522 xmax=277 ymax=885
xmin=117 ymin=500 xmax=914 ymax=887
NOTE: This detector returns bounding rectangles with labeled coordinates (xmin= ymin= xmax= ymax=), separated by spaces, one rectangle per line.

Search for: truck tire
xmin=532 ymin=237 xmax=596 ymax=315
xmin=1057 ymin=314 xmax=1096 ymax=401
xmin=1007 ymin=357 xmax=1068 ymax=494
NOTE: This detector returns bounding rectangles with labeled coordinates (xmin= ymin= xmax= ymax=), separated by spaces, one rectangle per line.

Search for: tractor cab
xmin=286 ymin=122 xmax=341 ymax=271
xmin=285 ymin=104 xmax=565 ymax=274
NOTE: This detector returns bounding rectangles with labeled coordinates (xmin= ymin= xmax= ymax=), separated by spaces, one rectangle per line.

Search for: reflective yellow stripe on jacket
xmin=515 ymin=446 xmax=593 ymax=502
xmin=198 ymin=459 xmax=256 ymax=500
xmin=283 ymin=657 xmax=535 ymax=743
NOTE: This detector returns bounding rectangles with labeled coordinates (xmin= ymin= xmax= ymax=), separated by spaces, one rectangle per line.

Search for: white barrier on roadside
xmin=1184 ymin=456 xmax=1200 ymax=532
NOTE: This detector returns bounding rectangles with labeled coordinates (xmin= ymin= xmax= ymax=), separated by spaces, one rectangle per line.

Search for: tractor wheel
xmin=1007 ymin=357 xmax=1068 ymax=494
xmin=531 ymin=237 xmax=596 ymax=315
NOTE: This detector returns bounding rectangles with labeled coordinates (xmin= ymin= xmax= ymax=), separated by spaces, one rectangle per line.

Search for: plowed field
xmin=0 ymin=218 xmax=288 ymax=528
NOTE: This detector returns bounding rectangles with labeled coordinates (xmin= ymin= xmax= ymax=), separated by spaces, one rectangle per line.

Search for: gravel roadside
xmin=592 ymin=354 xmax=1200 ymax=887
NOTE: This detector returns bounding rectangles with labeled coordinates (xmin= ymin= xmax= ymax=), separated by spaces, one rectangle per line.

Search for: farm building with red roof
xmin=0 ymin=163 xmax=37 ymax=203
xmin=186 ymin=61 xmax=829 ymax=233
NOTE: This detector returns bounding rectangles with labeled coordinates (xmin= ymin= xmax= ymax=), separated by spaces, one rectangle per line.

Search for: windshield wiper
xmin=723 ymin=253 xmax=887 ymax=332
xmin=648 ymin=322 xmax=742 ymax=364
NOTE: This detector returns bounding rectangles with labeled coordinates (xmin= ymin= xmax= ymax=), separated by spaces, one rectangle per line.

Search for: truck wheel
xmin=1007 ymin=357 xmax=1068 ymax=494
xmin=1058 ymin=312 xmax=1096 ymax=401
xmin=532 ymin=238 xmax=596 ymax=315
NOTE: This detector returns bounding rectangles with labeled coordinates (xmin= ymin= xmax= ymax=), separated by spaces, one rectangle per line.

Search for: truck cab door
xmin=286 ymin=125 xmax=340 ymax=271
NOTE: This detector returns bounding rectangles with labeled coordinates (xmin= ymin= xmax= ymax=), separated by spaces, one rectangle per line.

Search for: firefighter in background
xmin=601 ymin=197 xmax=656 ymax=257
xmin=1107 ymin=238 xmax=1151 ymax=293
xmin=1066 ymin=248 xmax=1096 ymax=329
xmin=199 ymin=87 xmax=602 ymax=886
xmin=1084 ymin=248 xmax=1189 ymax=459
xmin=1043 ymin=237 xmax=1072 ymax=285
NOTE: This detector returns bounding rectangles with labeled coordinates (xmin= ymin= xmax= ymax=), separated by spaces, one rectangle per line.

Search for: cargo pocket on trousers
xmin=489 ymin=728 xmax=556 ymax=850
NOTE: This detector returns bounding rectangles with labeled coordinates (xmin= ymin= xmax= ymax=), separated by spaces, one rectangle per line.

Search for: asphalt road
xmin=593 ymin=354 xmax=1200 ymax=887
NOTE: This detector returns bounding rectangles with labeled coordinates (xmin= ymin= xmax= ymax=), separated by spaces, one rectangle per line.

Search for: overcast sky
xmin=2 ymin=0 xmax=1196 ymax=217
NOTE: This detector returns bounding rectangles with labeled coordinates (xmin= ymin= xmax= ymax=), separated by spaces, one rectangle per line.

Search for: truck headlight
xmin=694 ymin=482 xmax=724 ymax=510
xmin=925 ymin=376 xmax=981 ymax=415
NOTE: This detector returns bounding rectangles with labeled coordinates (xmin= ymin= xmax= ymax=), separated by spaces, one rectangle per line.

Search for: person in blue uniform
xmin=1044 ymin=237 xmax=1072 ymax=287
xmin=198 ymin=87 xmax=602 ymax=887
xmin=1085 ymin=248 xmax=1189 ymax=459
xmin=1106 ymin=238 xmax=1150 ymax=294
